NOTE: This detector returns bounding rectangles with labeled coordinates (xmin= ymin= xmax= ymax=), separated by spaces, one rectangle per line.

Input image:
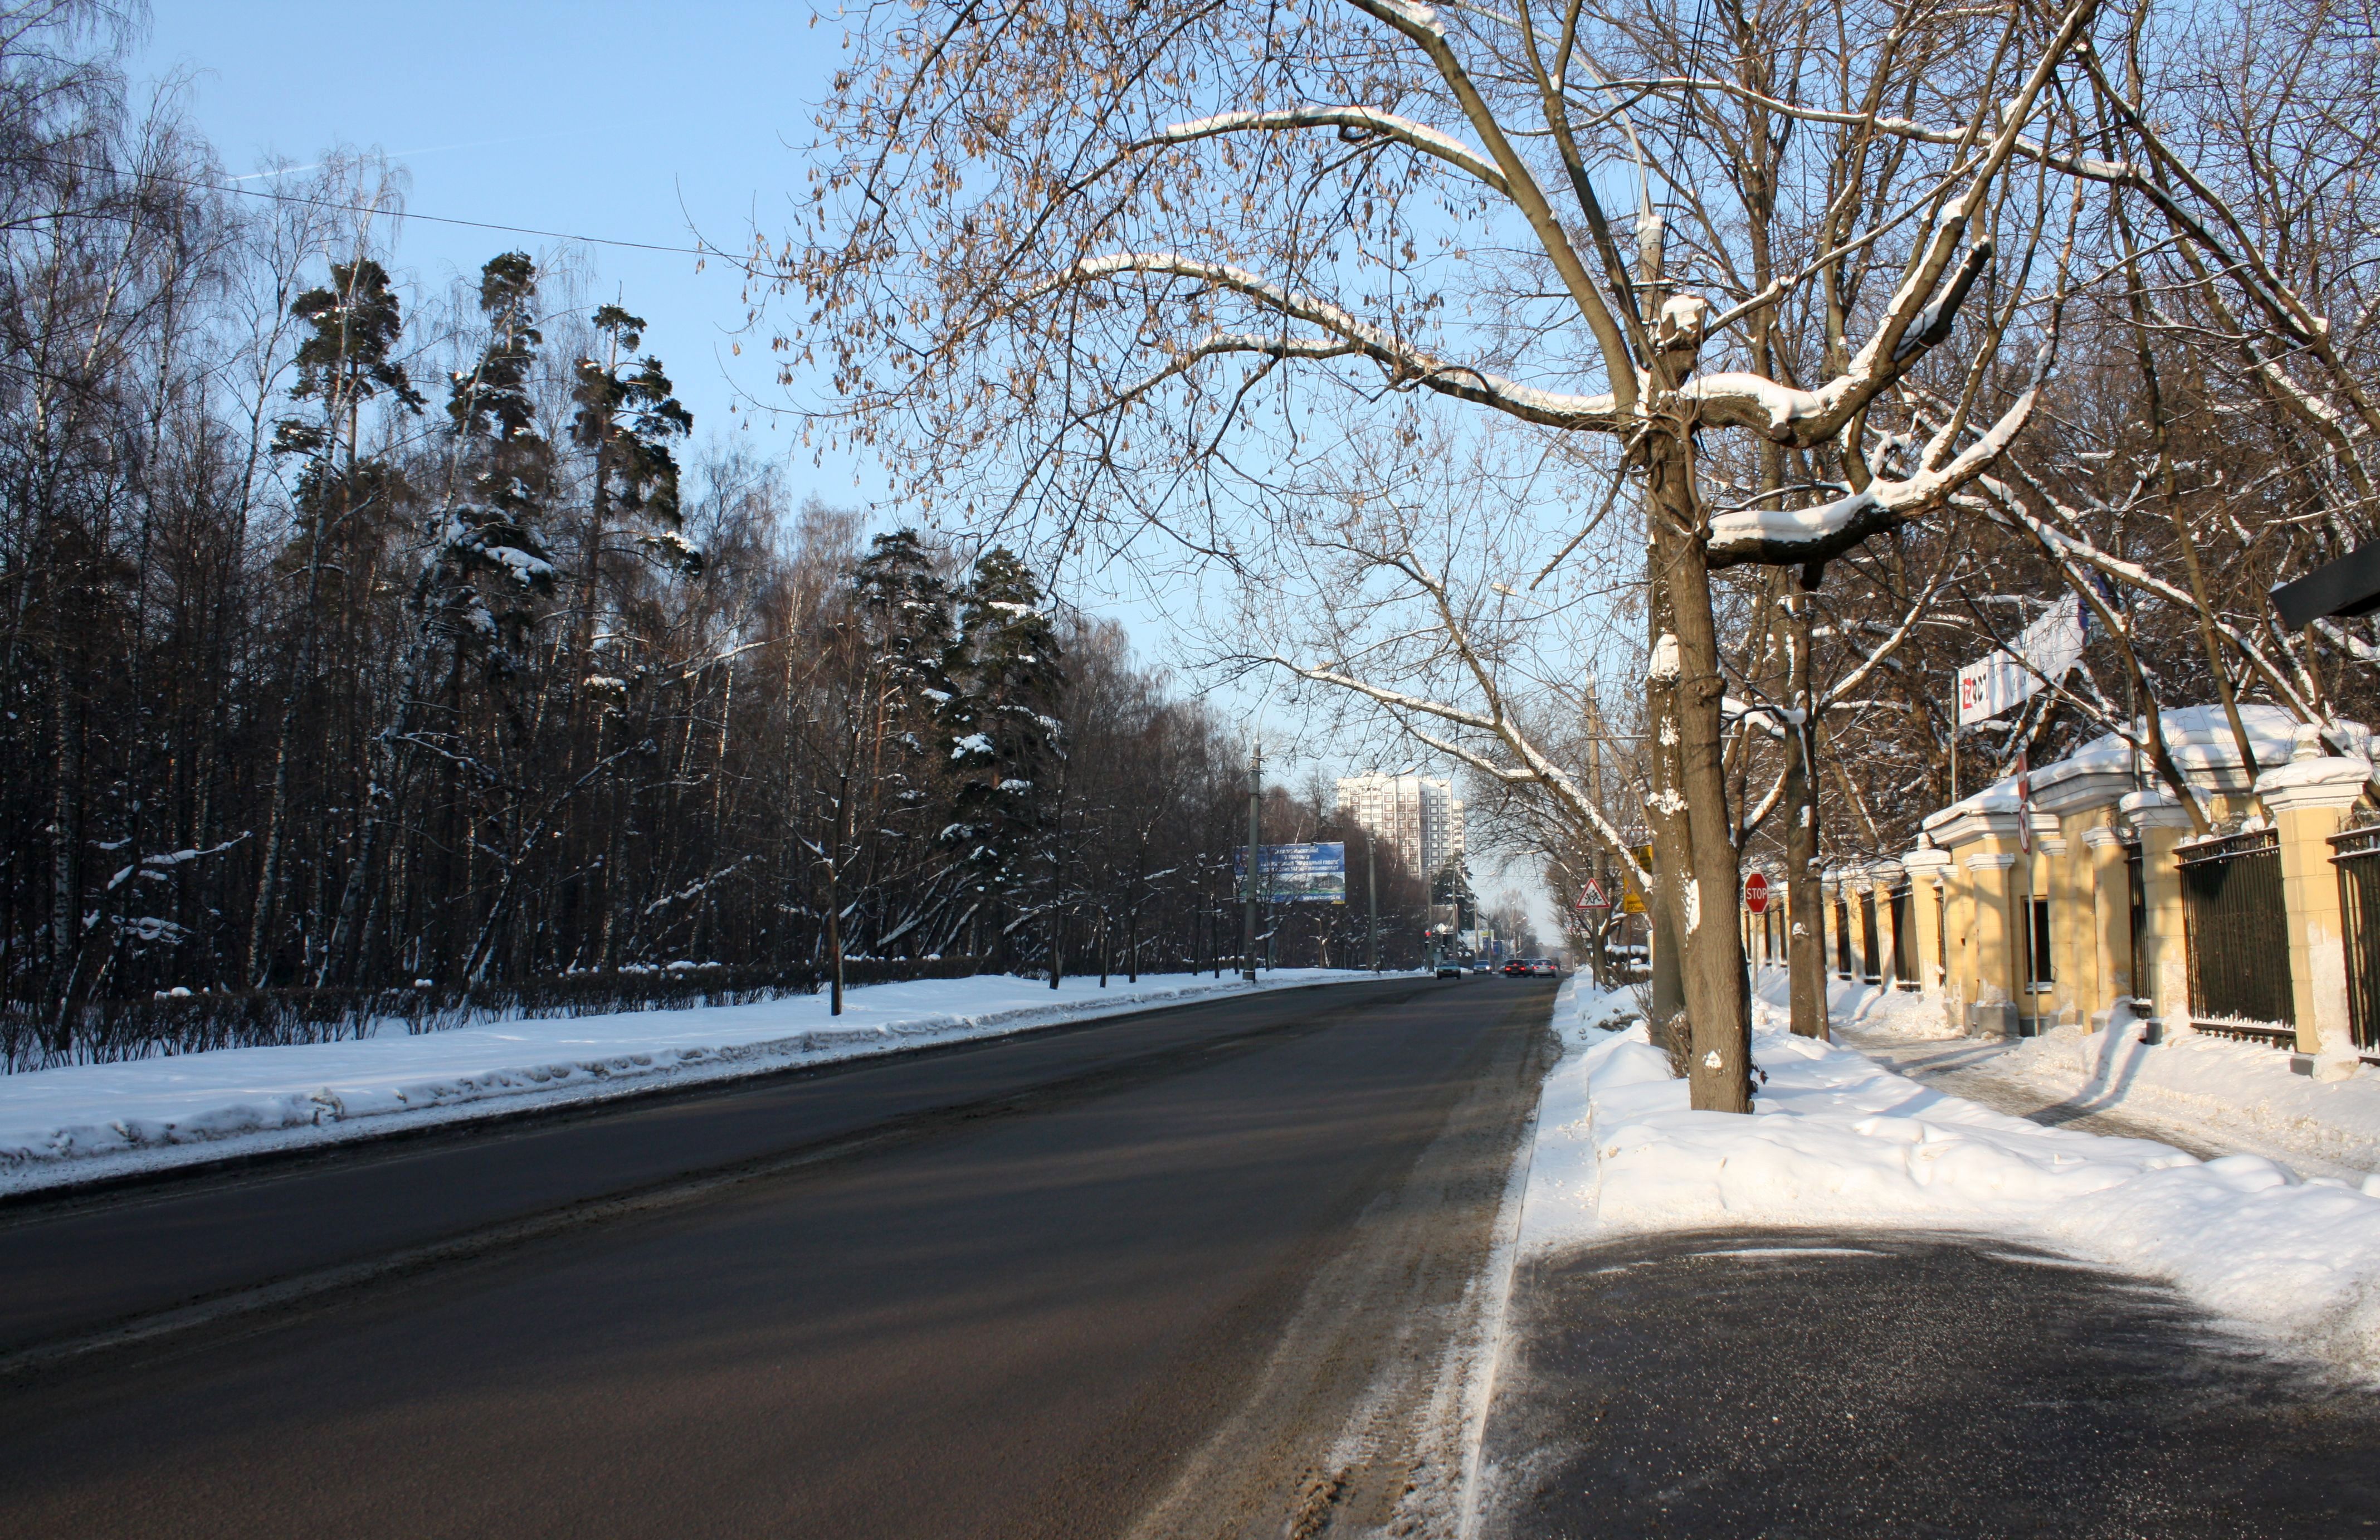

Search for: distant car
xmin=1471 ymin=961 xmax=1490 ymax=974
xmin=1533 ymin=959 xmax=1560 ymax=977
xmin=1435 ymin=961 xmax=1464 ymax=978
xmin=1501 ymin=959 xmax=1530 ymax=977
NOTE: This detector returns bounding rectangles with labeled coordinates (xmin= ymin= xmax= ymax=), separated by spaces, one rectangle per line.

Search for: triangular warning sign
xmin=1576 ymin=879 xmax=1610 ymax=909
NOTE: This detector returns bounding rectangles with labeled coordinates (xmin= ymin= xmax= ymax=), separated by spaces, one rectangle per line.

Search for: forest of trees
xmin=0 ymin=7 xmax=1442 ymax=1069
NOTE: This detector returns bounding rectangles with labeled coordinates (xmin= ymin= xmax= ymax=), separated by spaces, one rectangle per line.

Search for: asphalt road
xmin=0 ymin=976 xmax=1556 ymax=1539
xmin=1476 ymin=1230 xmax=2380 ymax=1539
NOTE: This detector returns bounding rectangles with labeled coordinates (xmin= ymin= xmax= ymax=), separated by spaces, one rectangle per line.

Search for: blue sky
xmin=142 ymin=1 xmax=864 ymax=492
xmin=135 ymin=3 xmax=1552 ymax=929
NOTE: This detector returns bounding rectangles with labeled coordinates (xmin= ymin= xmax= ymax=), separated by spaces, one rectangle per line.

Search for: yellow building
xmin=1868 ymin=706 xmax=2375 ymax=1076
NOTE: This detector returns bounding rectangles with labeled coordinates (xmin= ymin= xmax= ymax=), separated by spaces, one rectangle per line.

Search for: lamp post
xmin=1243 ymin=735 xmax=1261 ymax=982
xmin=1367 ymin=828 xmax=1379 ymax=972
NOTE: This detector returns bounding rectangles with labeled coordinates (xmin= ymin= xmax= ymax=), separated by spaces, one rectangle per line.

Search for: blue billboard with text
xmin=1232 ymin=841 xmax=1347 ymax=903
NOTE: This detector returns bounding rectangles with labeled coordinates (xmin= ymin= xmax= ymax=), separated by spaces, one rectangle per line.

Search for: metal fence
xmin=2178 ymin=828 xmax=2294 ymax=1031
xmin=1859 ymin=890 xmax=1881 ymax=981
xmin=1834 ymin=899 xmax=1852 ymax=976
xmin=2333 ymin=825 xmax=2380 ymax=1051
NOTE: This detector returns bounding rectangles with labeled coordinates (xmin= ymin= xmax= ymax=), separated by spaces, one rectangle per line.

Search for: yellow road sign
xmin=1621 ymin=844 xmax=1651 ymax=914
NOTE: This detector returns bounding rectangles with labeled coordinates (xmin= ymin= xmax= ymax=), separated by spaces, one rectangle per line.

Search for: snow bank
xmin=1753 ymin=964 xmax=1959 ymax=1039
xmin=1993 ymin=1019 xmax=2380 ymax=1175
xmin=1522 ymin=979 xmax=2380 ymax=1375
xmin=0 ymin=969 xmax=1386 ymax=1196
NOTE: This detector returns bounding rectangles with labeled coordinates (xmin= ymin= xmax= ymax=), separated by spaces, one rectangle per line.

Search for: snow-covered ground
xmin=0 ymin=968 xmax=1387 ymax=1196
xmin=1802 ymin=967 xmax=2380 ymax=1179
xmin=1992 ymin=1014 xmax=2380 ymax=1174
xmin=1518 ymin=975 xmax=2380 ymax=1376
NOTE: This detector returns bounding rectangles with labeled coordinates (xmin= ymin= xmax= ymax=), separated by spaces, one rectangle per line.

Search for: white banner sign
xmin=1955 ymin=600 xmax=2086 ymax=725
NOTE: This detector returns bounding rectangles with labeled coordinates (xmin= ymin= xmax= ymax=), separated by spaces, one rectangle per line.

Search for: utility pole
xmin=1366 ymin=827 xmax=1379 ymax=972
xmin=1243 ymin=737 xmax=1261 ymax=982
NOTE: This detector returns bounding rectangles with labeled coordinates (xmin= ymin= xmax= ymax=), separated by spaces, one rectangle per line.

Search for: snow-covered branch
xmin=1139 ymin=106 xmax=1509 ymax=195
xmin=1027 ymin=252 xmax=1629 ymax=430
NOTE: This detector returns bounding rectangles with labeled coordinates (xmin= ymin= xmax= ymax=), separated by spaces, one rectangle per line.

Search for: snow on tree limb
xmin=1140 ymin=106 xmax=1509 ymax=196
xmin=1705 ymin=363 xmax=2045 ymax=568
xmin=1026 ymin=253 xmax=1629 ymax=428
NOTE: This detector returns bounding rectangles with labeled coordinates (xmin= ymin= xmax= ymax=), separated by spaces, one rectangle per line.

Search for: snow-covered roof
xmin=1921 ymin=704 xmax=2307 ymax=834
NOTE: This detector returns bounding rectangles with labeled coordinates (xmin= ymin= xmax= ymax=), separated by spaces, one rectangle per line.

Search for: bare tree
xmin=781 ymin=0 xmax=2096 ymax=1108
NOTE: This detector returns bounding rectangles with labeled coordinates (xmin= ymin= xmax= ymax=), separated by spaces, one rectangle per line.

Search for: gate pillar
xmin=2121 ymin=789 xmax=2195 ymax=1034
xmin=2256 ymin=749 xmax=2369 ymax=1073
xmin=2082 ymin=823 xmax=2132 ymax=1027
xmin=1962 ymin=845 xmax=2021 ymax=1037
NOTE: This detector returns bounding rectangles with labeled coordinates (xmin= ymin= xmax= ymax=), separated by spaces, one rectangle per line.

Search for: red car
xmin=1500 ymin=959 xmax=1530 ymax=977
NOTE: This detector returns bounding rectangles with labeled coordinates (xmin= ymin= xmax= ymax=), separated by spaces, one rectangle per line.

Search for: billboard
xmin=1232 ymin=841 xmax=1347 ymax=903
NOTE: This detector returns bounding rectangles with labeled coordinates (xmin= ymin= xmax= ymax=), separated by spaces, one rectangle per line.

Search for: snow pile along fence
xmin=1 ymin=956 xmax=1001 ymax=1074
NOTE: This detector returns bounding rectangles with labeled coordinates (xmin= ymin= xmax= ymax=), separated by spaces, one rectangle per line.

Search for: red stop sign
xmin=1743 ymin=871 xmax=1771 ymax=914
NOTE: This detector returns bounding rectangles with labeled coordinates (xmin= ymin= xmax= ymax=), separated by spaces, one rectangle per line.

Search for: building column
xmin=2256 ymin=752 xmax=2370 ymax=1075
xmin=1902 ymin=848 xmax=1950 ymax=999
xmin=1940 ymin=844 xmax=1975 ymax=1024
xmin=1964 ymin=845 xmax=2021 ymax=1036
xmin=2023 ymin=816 xmax=2066 ymax=1031
xmin=2121 ymin=789 xmax=2194 ymax=1033
xmin=2082 ymin=823 xmax=2132 ymax=1028
xmin=1820 ymin=869 xmax=1843 ymax=977
xmin=1847 ymin=876 xmax=1866 ymax=981
xmin=1872 ymin=861 xmax=1905 ymax=986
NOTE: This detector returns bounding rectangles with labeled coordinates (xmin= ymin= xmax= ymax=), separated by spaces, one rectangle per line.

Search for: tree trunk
xmin=1643 ymin=435 xmax=1752 ymax=1113
xmin=1783 ymin=579 xmax=1829 ymax=1039
xmin=321 ymin=559 xmax=442 ymax=987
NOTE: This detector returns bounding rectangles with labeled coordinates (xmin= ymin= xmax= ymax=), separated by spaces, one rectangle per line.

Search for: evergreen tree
xmin=570 ymin=304 xmax=698 ymax=576
xmin=272 ymin=257 xmax=424 ymax=474
xmin=251 ymin=256 xmax=424 ymax=984
xmin=321 ymin=254 xmax=563 ymax=986
xmin=941 ymin=548 xmax=1064 ymax=962
xmin=850 ymin=529 xmax=957 ymax=953
xmin=441 ymin=251 xmax=558 ymax=673
xmin=855 ymin=528 xmax=955 ymax=705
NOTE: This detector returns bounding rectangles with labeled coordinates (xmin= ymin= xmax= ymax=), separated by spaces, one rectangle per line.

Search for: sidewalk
xmin=1797 ymin=971 xmax=2380 ymax=1183
xmin=1501 ymin=976 xmax=2380 ymax=1375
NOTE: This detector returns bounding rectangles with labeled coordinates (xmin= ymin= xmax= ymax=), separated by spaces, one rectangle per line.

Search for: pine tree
xmin=441 ymin=251 xmax=557 ymax=674
xmin=570 ymin=304 xmax=698 ymax=577
xmin=942 ymin=548 xmax=1064 ymax=966
xmin=322 ymin=254 xmax=568 ymax=986
xmin=562 ymin=302 xmax=694 ymax=967
xmin=250 ymin=256 xmax=425 ymax=985
xmin=850 ymin=529 xmax=957 ymax=954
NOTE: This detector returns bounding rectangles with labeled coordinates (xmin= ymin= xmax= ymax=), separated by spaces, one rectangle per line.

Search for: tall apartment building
xmin=1334 ymin=772 xmax=1466 ymax=880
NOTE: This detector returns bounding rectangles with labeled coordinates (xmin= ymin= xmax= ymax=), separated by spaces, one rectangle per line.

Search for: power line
xmin=36 ymin=150 xmax=719 ymax=258
xmin=203 ymin=172 xmax=713 ymax=257
xmin=206 ymin=173 xmax=709 ymax=257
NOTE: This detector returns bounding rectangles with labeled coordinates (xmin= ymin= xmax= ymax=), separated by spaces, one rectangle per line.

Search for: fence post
xmin=2121 ymin=788 xmax=2195 ymax=1037
xmin=2254 ymin=746 xmax=2368 ymax=1076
